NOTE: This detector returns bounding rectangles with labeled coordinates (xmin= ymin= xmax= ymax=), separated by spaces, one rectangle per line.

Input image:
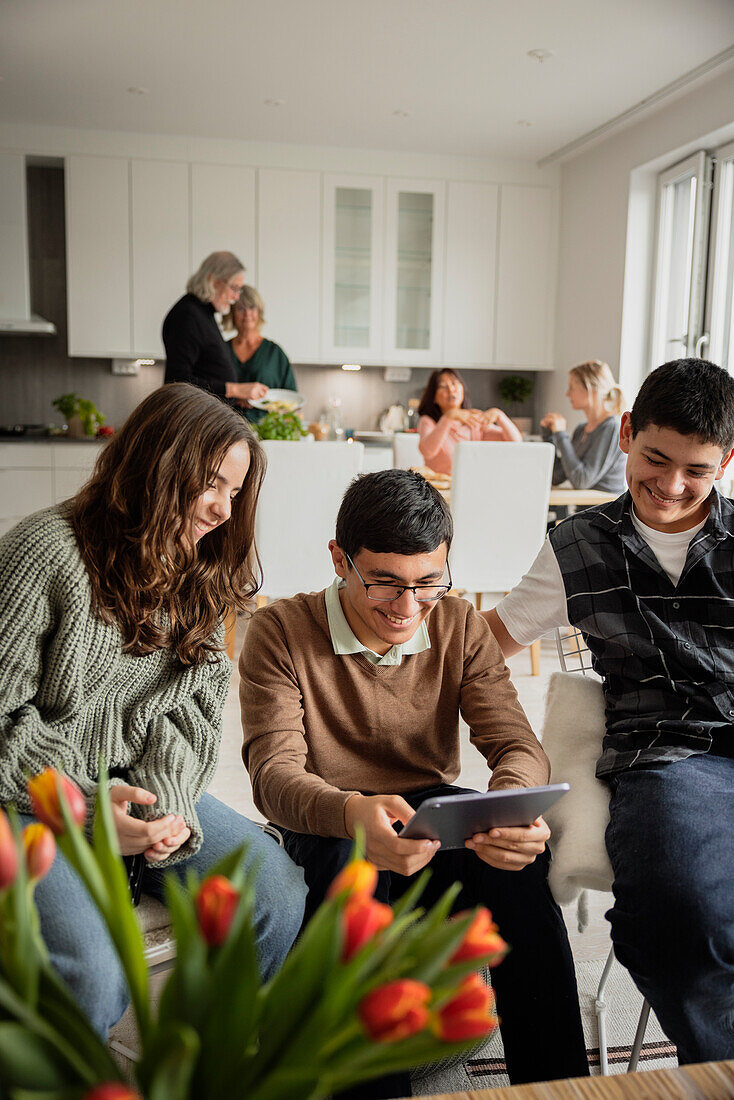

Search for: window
xmin=708 ymin=141 xmax=734 ymax=375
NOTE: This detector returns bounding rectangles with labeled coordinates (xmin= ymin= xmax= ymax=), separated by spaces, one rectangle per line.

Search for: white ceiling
xmin=2 ymin=0 xmax=734 ymax=163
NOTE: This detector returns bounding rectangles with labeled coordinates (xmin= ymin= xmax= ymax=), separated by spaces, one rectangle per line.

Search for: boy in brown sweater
xmin=240 ymin=470 xmax=587 ymax=1091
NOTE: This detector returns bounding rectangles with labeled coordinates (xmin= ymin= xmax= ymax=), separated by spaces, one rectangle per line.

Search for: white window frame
xmin=706 ymin=140 xmax=734 ymax=374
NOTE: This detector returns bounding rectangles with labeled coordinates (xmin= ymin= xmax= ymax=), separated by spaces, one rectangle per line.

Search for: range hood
xmin=0 ymin=153 xmax=56 ymax=336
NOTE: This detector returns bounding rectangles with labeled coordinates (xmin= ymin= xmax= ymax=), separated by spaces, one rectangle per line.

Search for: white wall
xmin=545 ymin=62 xmax=734 ymax=426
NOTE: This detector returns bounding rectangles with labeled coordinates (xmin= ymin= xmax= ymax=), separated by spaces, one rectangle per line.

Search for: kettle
xmin=378 ymin=404 xmax=408 ymax=432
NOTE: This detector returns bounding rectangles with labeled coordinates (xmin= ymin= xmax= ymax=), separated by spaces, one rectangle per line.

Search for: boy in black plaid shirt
xmin=487 ymin=358 xmax=734 ymax=1067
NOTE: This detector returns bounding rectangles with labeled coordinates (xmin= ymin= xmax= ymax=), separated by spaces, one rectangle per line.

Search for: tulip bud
xmin=433 ymin=972 xmax=498 ymax=1043
xmin=81 ymin=1085 xmax=143 ymax=1100
xmin=341 ymin=894 xmax=393 ymax=961
xmin=359 ymin=979 xmax=431 ymax=1042
xmin=196 ymin=874 xmax=240 ymax=946
xmin=27 ymin=768 xmax=87 ymax=836
xmin=0 ymin=808 xmax=19 ymax=889
xmin=22 ymin=822 xmax=56 ymax=881
xmin=327 ymin=858 xmax=378 ymax=900
xmin=449 ymin=907 xmax=508 ymax=967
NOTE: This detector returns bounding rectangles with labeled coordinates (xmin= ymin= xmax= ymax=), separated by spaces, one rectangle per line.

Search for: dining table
xmin=413 ymin=1059 xmax=734 ymax=1100
xmin=410 ymin=467 xmax=619 ymax=511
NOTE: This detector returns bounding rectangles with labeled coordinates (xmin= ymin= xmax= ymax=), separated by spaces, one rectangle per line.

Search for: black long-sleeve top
xmin=162 ymin=293 xmax=236 ymax=398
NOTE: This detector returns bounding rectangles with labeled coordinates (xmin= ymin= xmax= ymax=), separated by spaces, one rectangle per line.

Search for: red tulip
xmin=433 ymin=972 xmax=498 ymax=1043
xmin=327 ymin=858 xmax=378 ymax=900
xmin=0 ymin=808 xmax=18 ymax=889
xmin=359 ymin=979 xmax=431 ymax=1042
xmin=449 ymin=907 xmax=508 ymax=967
xmin=22 ymin=822 xmax=56 ymax=881
xmin=196 ymin=874 xmax=240 ymax=946
xmin=27 ymin=768 xmax=87 ymax=835
xmin=82 ymin=1085 xmax=143 ymax=1100
xmin=341 ymin=894 xmax=393 ymax=961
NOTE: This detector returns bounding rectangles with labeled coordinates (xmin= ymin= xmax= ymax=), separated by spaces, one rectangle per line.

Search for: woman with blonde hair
xmin=0 ymin=383 xmax=305 ymax=1037
xmin=162 ymin=251 xmax=268 ymax=408
xmin=226 ymin=285 xmax=298 ymax=422
xmin=541 ymin=359 xmax=627 ymax=492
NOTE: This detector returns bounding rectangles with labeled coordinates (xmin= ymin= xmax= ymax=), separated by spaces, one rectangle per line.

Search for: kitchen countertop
xmin=0 ymin=434 xmax=105 ymax=443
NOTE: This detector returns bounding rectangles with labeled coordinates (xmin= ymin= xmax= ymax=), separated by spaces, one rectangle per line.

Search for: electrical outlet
xmin=111 ymin=359 xmax=139 ymax=376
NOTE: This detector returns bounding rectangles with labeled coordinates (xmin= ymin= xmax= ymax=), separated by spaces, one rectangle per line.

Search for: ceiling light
xmin=517 ymin=119 xmax=532 ymax=127
xmin=126 ymin=86 xmax=149 ymax=95
xmin=264 ymin=98 xmax=283 ymax=107
xmin=527 ymin=48 xmax=554 ymax=63
xmin=341 ymin=363 xmax=361 ymax=371
xmin=392 ymin=109 xmax=411 ymax=119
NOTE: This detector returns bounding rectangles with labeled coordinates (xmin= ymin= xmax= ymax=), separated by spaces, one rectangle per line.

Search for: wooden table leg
xmin=530 ymin=638 xmax=541 ymax=676
xmin=256 ymin=595 xmax=268 ymax=610
xmin=224 ymin=608 xmax=237 ymax=661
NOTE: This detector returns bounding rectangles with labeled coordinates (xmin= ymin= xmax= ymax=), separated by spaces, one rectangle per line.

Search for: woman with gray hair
xmin=163 ymin=251 xmax=268 ymax=407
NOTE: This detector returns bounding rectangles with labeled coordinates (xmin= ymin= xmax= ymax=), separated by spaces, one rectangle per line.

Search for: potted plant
xmin=0 ymin=768 xmax=507 ymax=1099
xmin=52 ymin=394 xmax=106 ymax=438
xmin=498 ymin=375 xmax=534 ymax=436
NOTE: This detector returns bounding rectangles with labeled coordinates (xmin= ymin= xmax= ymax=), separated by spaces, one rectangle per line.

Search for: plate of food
xmin=249 ymin=389 xmax=306 ymax=412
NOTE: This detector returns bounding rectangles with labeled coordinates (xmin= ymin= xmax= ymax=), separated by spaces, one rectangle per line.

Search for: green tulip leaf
xmin=145 ymin=1022 xmax=199 ymax=1100
xmin=0 ymin=1022 xmax=77 ymax=1088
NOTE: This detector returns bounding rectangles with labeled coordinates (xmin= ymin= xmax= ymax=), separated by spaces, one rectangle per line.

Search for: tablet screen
xmin=399 ymin=784 xmax=569 ymax=850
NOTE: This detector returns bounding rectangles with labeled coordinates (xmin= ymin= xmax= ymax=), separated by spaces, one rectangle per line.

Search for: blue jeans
xmin=281 ymin=783 xmax=589 ymax=1089
xmin=605 ymin=754 xmax=734 ymax=1064
xmin=21 ymin=793 xmax=306 ymax=1036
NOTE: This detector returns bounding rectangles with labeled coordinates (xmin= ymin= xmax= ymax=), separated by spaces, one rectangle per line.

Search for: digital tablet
xmin=398 ymin=784 xmax=570 ymax=850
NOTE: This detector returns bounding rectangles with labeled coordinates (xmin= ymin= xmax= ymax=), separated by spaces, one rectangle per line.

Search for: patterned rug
xmin=410 ymin=955 xmax=677 ymax=1095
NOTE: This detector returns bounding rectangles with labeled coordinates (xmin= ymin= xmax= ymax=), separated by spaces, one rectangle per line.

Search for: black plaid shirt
xmin=549 ymin=490 xmax=734 ymax=778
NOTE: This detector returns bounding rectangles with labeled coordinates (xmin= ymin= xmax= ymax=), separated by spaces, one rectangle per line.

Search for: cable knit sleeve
xmin=126 ymin=652 xmax=230 ymax=864
xmin=0 ymin=512 xmax=99 ymax=814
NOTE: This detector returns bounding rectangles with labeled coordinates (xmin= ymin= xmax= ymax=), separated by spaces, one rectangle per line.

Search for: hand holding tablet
xmin=399 ymin=784 xmax=569 ymax=851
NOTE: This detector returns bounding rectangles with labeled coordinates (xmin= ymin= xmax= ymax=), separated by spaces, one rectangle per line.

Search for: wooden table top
xmin=409 ymin=467 xmax=618 ymax=510
xmin=413 ymin=1059 xmax=734 ymax=1099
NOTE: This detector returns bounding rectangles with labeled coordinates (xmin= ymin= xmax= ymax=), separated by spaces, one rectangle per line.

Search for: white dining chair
xmin=449 ymin=441 xmax=554 ymax=674
xmin=392 ymin=431 xmax=423 ymax=469
xmin=255 ymin=441 xmax=365 ymax=601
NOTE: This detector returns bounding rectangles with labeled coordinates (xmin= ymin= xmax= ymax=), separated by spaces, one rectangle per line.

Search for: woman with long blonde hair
xmin=0 ymin=383 xmax=305 ymax=1037
xmin=541 ymin=359 xmax=627 ymax=492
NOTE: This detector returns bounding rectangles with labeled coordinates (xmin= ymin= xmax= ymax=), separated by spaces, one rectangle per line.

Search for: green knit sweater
xmin=0 ymin=506 xmax=230 ymax=864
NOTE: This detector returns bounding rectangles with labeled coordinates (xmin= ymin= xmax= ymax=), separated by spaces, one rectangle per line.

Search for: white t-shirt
xmin=496 ymin=508 xmax=707 ymax=647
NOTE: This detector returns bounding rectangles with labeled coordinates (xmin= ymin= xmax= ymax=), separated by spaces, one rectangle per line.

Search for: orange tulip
xmin=27 ymin=768 xmax=87 ymax=835
xmin=433 ymin=972 xmax=498 ymax=1043
xmin=449 ymin=907 xmax=508 ymax=967
xmin=0 ymin=808 xmax=18 ymax=889
xmin=342 ymin=893 xmax=393 ymax=961
xmin=22 ymin=822 xmax=56 ymax=881
xmin=327 ymin=858 xmax=378 ymax=900
xmin=359 ymin=979 xmax=431 ymax=1042
xmin=196 ymin=874 xmax=240 ymax=946
xmin=81 ymin=1085 xmax=143 ymax=1100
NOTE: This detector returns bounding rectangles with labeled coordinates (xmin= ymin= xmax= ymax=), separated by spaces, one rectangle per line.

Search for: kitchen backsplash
xmin=0 ymin=166 xmax=538 ymax=431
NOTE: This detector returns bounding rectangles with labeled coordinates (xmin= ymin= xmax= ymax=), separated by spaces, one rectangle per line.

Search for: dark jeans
xmin=605 ymin=754 xmax=734 ymax=1065
xmin=280 ymin=784 xmax=588 ymax=1093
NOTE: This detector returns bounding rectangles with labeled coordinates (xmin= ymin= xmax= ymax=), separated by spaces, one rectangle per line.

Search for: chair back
xmin=392 ymin=432 xmax=423 ymax=469
xmin=450 ymin=441 xmax=554 ymax=595
xmin=556 ymin=626 xmax=598 ymax=677
xmin=256 ymin=441 xmax=364 ymax=598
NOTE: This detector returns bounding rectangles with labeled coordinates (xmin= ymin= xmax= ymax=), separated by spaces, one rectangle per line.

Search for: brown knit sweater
xmin=240 ymin=591 xmax=549 ymax=838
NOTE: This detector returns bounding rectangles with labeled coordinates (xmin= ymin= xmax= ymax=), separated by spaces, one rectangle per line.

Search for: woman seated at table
xmin=417 ymin=368 xmax=521 ymax=475
xmin=540 ymin=359 xmax=627 ymax=492
xmin=226 ymin=286 xmax=297 ymax=423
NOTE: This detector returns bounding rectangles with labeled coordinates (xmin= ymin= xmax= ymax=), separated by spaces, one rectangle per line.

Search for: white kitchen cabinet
xmin=131 ymin=160 xmax=190 ymax=358
xmin=0 ymin=443 xmax=105 ymax=533
xmin=258 ymin=169 xmax=322 ymax=363
xmin=322 ymin=175 xmax=385 ymax=364
xmin=53 ymin=441 xmax=104 ymax=502
xmin=383 ymin=179 xmax=445 ymax=365
xmin=191 ymin=164 xmax=257 ymax=280
xmin=66 ymin=156 xmax=132 ymax=357
xmin=495 ymin=184 xmax=555 ymax=369
xmin=443 ymin=181 xmax=499 ymax=368
xmin=0 ymin=153 xmax=31 ymax=321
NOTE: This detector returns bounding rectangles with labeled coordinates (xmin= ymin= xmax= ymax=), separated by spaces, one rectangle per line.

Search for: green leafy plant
xmin=498 ymin=375 xmax=534 ymax=408
xmin=0 ymin=767 xmax=507 ymax=1100
xmin=254 ymin=409 xmax=308 ymax=442
xmin=52 ymin=394 xmax=106 ymax=437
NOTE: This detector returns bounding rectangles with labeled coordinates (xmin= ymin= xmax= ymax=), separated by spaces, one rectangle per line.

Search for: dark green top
xmin=229 ymin=338 xmax=297 ymax=423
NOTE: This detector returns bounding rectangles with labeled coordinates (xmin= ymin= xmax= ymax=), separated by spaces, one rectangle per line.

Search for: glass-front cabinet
xmin=384 ymin=179 xmax=445 ymax=365
xmin=322 ymin=175 xmax=384 ymax=363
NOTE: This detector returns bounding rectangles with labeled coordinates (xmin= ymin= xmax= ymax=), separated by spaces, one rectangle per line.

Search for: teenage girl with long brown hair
xmin=0 ymin=382 xmax=305 ymax=1036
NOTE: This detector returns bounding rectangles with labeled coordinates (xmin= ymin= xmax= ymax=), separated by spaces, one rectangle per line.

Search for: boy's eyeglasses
xmin=345 ymin=554 xmax=451 ymax=602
